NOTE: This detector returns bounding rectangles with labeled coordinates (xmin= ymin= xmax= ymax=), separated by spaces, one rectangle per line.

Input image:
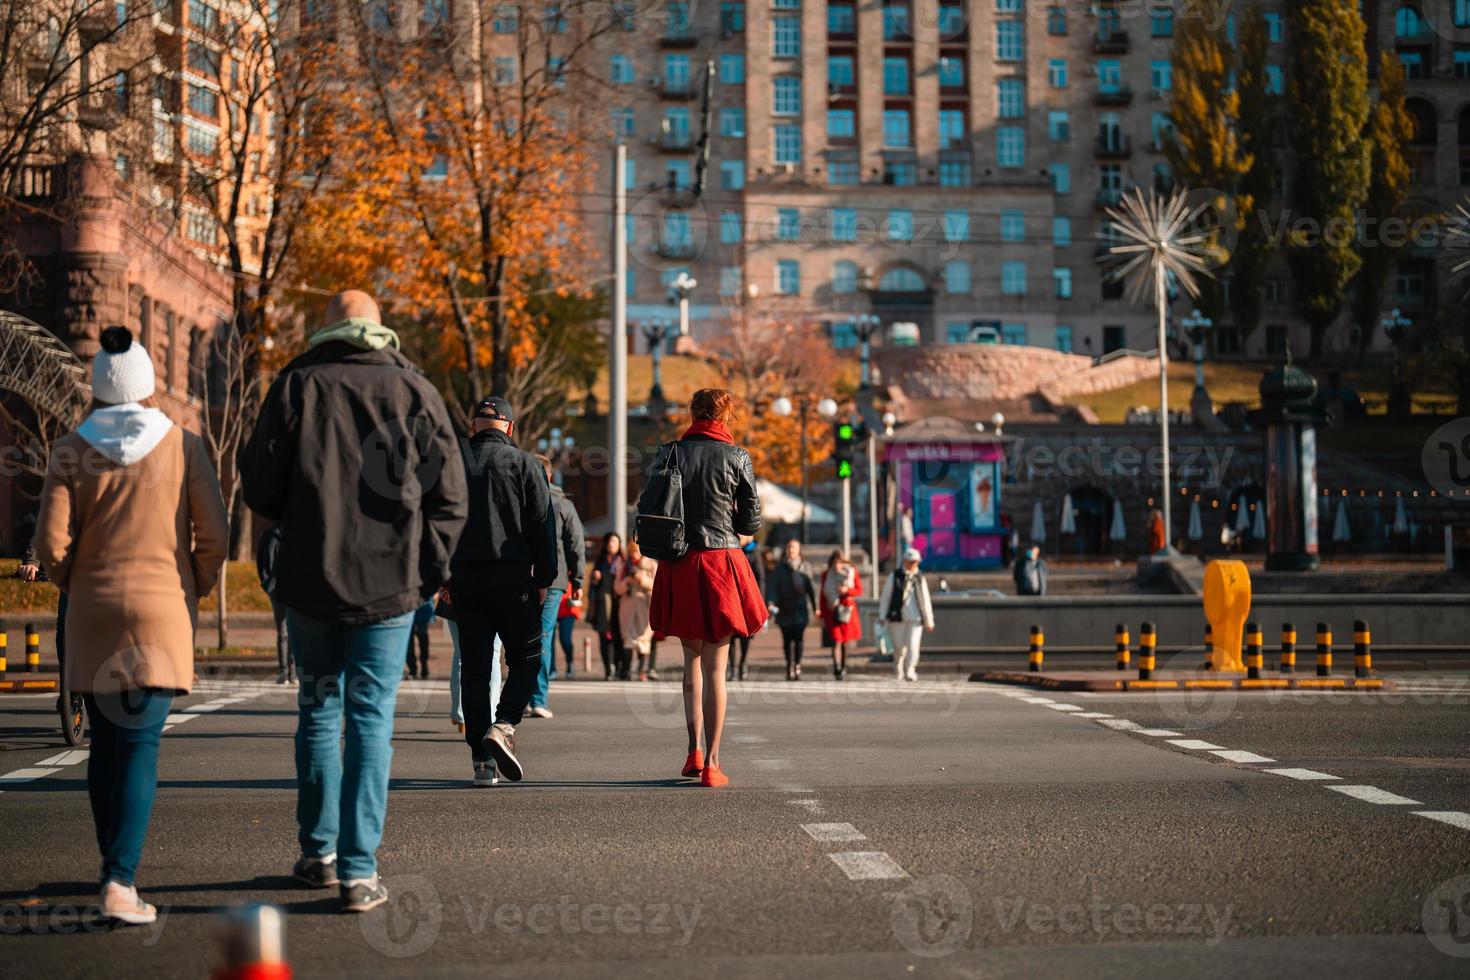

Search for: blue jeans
xmin=531 ymin=588 xmax=563 ymax=708
xmin=288 ymin=608 xmax=413 ymax=882
xmin=84 ymin=689 xmax=173 ymax=886
xmin=557 ymin=616 xmax=576 ymax=672
xmin=448 ymin=621 xmax=501 ymax=726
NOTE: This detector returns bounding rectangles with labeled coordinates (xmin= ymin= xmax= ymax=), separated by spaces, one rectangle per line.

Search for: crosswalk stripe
xmin=1328 ymin=785 xmax=1422 ymax=805
xmin=802 ymin=822 xmax=867 ymax=843
xmin=828 ymin=852 xmax=909 ymax=880
xmin=1413 ymin=811 xmax=1470 ymax=831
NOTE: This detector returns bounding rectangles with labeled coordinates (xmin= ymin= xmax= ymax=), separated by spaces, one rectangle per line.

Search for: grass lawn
xmin=0 ymin=559 xmax=269 ymax=616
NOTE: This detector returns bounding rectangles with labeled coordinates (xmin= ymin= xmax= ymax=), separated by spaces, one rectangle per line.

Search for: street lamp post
xmin=1382 ymin=307 xmax=1412 ymax=418
xmin=642 ymin=318 xmax=674 ymax=408
xmin=1181 ymin=307 xmax=1213 ymax=391
xmin=670 ymin=272 xmax=697 ymax=342
xmin=771 ymin=394 xmax=839 ymax=545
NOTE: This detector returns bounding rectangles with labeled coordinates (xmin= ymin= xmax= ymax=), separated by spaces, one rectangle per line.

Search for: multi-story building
xmin=593 ymin=0 xmax=1470 ymax=361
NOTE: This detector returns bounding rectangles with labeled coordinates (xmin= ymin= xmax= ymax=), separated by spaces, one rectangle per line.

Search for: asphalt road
xmin=1 ymin=672 xmax=1468 ymax=978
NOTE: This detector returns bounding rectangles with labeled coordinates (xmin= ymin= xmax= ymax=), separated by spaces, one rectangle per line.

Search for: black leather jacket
xmin=644 ymin=434 xmax=762 ymax=550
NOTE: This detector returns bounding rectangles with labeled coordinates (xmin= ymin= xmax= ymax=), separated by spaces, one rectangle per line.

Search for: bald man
xmin=240 ymin=289 xmax=468 ymax=913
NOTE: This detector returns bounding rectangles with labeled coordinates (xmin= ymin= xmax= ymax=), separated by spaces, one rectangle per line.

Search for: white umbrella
xmin=1109 ymin=499 xmax=1127 ymax=542
xmin=1059 ymin=493 xmax=1076 ymax=535
xmin=1234 ymin=500 xmax=1251 ymax=532
xmin=1393 ymin=496 xmax=1409 ymax=535
xmin=1251 ymin=503 xmax=1266 ymax=540
xmin=757 ymin=479 xmax=836 ymax=525
xmin=1030 ymin=499 xmax=1046 ymax=543
xmin=1187 ymin=498 xmax=1203 ymax=540
xmin=1332 ymin=498 xmax=1352 ymax=543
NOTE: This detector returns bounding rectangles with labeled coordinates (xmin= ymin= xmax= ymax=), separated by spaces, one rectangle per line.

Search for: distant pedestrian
xmin=450 ymin=395 xmax=557 ymax=787
xmin=405 ymin=599 xmax=435 ymax=679
xmin=255 ymin=525 xmax=293 ymax=684
xmin=588 ymin=533 xmax=627 ymax=680
xmin=1148 ymin=508 xmax=1166 ymax=554
xmin=730 ymin=538 xmax=765 ymax=681
xmin=527 ymin=455 xmax=584 ymax=717
xmin=240 ymin=290 xmax=467 ymax=913
xmin=879 ymin=548 xmax=935 ymax=682
xmin=820 ymin=550 xmax=862 ymax=680
xmin=615 ymin=539 xmax=658 ymax=679
xmin=644 ymin=388 xmax=765 ymax=787
xmin=1013 ymin=545 xmax=1048 ymax=597
xmin=36 ymin=324 xmax=228 ymax=925
xmin=765 ymin=539 xmax=817 ymax=681
xmin=555 ymin=590 xmax=580 ymax=678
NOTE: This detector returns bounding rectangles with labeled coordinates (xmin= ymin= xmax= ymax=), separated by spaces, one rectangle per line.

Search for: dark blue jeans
xmin=84 ymin=689 xmax=174 ymax=886
xmin=530 ymin=588 xmax=563 ymax=708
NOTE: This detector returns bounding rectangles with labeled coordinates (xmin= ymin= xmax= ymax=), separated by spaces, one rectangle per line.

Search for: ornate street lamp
xmin=772 ymin=394 xmax=839 ymax=545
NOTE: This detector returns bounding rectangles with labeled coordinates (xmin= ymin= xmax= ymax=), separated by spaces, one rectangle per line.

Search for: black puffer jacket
xmin=643 ymin=434 xmax=761 ymax=550
xmin=452 ymin=428 xmax=558 ymax=588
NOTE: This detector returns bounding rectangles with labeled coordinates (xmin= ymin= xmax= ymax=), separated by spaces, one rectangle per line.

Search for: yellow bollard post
xmin=1316 ymin=622 xmax=1333 ymax=677
xmin=1245 ymin=622 xmax=1263 ymax=680
xmin=1028 ymin=625 xmax=1044 ymax=672
xmin=1202 ymin=560 xmax=1251 ymax=672
xmin=1114 ymin=623 xmax=1130 ymax=671
xmin=1137 ymin=622 xmax=1156 ymax=680
xmin=25 ymin=622 xmax=40 ymax=672
xmin=1354 ymin=619 xmax=1372 ymax=678
xmin=0 ymin=618 xmax=8 ymax=676
xmin=1279 ymin=622 xmax=1296 ymax=674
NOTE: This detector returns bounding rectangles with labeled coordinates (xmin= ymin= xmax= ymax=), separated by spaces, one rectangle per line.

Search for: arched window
xmin=1394 ymin=5 xmax=1425 ymax=37
xmin=878 ymin=267 xmax=926 ymax=292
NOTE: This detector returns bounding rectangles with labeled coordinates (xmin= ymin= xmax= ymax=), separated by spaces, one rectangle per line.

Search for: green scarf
xmin=308 ymin=317 xmax=401 ymax=351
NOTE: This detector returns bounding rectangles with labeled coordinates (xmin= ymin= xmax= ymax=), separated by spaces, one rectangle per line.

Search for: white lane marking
xmin=1413 ymin=811 xmax=1470 ymax=831
xmin=1210 ymin=750 xmax=1276 ymax=764
xmin=753 ymin=759 xmax=790 ymax=770
xmin=1136 ymin=729 xmax=1183 ymax=737
xmin=1020 ymin=697 xmax=1055 ymax=704
xmin=35 ymin=750 xmax=89 ymax=767
xmin=183 ymin=703 xmax=222 ymax=713
xmin=788 ymin=799 xmax=824 ymax=814
xmin=1167 ymin=738 xmax=1225 ymax=750
xmin=164 ymin=714 xmax=197 ymax=725
xmin=1046 ymin=703 xmax=1084 ymax=712
xmin=1097 ymin=719 xmax=1143 ymax=731
xmin=161 ymin=725 xmax=175 ymax=732
xmin=1328 ymin=785 xmax=1422 ymax=806
xmin=802 ymin=822 xmax=868 ymax=843
xmin=0 ymin=767 xmax=63 ymax=785
xmin=1076 ymin=712 xmax=1113 ymax=719
xmin=828 ymin=852 xmax=910 ymax=881
xmin=1263 ymin=768 xmax=1341 ymax=781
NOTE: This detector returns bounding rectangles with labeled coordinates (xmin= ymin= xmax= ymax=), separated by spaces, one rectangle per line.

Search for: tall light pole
xmin=772 ymin=394 xmax=838 ymax=545
xmin=610 ymin=142 xmax=628 ymax=542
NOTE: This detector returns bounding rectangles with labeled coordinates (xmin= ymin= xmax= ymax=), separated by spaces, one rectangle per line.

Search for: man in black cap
xmin=451 ymin=395 xmax=557 ymax=785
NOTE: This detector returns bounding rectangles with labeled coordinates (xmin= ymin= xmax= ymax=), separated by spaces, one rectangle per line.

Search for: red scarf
xmin=683 ymin=419 xmax=734 ymax=444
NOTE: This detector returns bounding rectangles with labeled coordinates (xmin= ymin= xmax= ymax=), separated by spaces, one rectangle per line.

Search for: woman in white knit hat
xmin=34 ymin=324 xmax=228 ymax=925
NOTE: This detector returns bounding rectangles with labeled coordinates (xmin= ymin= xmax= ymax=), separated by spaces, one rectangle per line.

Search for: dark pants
xmin=84 ymin=689 xmax=173 ymax=885
xmin=557 ymin=616 xmax=576 ymax=670
xmin=406 ymin=621 xmax=430 ymax=678
xmin=599 ymin=631 xmax=624 ymax=677
xmin=270 ymin=597 xmax=292 ymax=676
xmin=734 ymin=635 xmax=752 ymax=668
xmin=453 ymin=565 xmax=543 ymax=755
xmin=781 ymin=625 xmax=805 ymax=667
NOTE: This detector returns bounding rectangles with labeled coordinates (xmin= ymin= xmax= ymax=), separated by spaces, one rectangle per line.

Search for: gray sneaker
xmin=483 ymin=722 xmax=523 ymax=782
xmin=293 ymin=854 xmax=339 ymax=888
xmin=340 ymin=874 xmax=389 ymax=913
xmin=473 ymin=760 xmax=498 ymax=786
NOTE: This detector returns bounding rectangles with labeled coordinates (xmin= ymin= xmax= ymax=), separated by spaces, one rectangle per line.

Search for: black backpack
xmin=635 ymin=442 xmax=689 ymax=562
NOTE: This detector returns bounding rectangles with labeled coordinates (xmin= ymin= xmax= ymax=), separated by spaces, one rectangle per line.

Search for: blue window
xmin=831 ymin=208 xmax=858 ymax=242
xmin=943 ymin=210 xmax=969 ymax=242
xmin=828 ymin=108 xmax=856 ymax=139
xmin=997 ymin=126 xmax=1025 ymax=167
xmin=887 ymin=209 xmax=914 ymax=242
xmin=944 ymin=260 xmax=971 ymax=294
xmin=833 ymin=261 xmax=859 ymax=294
xmin=829 ymin=56 xmax=855 ymax=87
xmin=720 ymin=107 xmax=746 ymax=137
xmin=883 ymin=109 xmax=911 ymax=147
xmin=611 ymin=54 xmax=633 ymax=84
xmin=719 ymin=54 xmax=745 ymax=84
xmin=1000 ymin=210 xmax=1024 ymax=242
xmin=939 ymin=110 xmax=966 ymax=149
xmin=939 ymin=56 xmax=965 ymax=88
xmin=1052 ymin=216 xmax=1071 ymax=247
xmin=774 ymin=124 xmax=802 ymax=163
xmin=1054 ymin=267 xmax=1073 ymax=299
xmin=720 ymin=211 xmax=742 ymax=243
xmin=773 ymin=76 xmax=802 ymax=115
xmin=1055 ymin=324 xmax=1073 ymax=353
xmin=1048 ymin=110 xmax=1069 ymax=141
xmin=1001 ymin=261 xmax=1027 ymax=296
xmin=1049 ymin=58 xmax=1068 ymax=88
xmin=773 ymin=15 xmax=801 ymax=56
xmin=777 ymin=208 xmax=801 ymax=241
xmin=829 ymin=3 xmax=855 ymax=33
xmin=884 ymin=57 xmax=911 ymax=95
xmin=998 ymin=79 xmax=1025 ymax=118
xmin=1052 ymin=163 xmax=1070 ymax=193
xmin=997 ymin=20 xmax=1024 ymax=60
xmin=1002 ymin=322 xmax=1028 ymax=345
xmin=777 ymin=259 xmax=801 ymax=294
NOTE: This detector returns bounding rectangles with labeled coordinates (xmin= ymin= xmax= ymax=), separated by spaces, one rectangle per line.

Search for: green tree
xmin=1285 ymin=0 xmax=1371 ymax=361
xmin=1165 ymin=4 xmax=1252 ymax=324
xmin=1351 ymin=51 xmax=1415 ymax=363
xmin=1228 ymin=3 xmax=1278 ymax=347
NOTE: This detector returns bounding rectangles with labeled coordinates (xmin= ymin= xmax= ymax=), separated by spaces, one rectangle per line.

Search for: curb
xmin=0 ymin=678 xmax=58 ymax=693
xmin=971 ymin=670 xmax=1396 ymax=692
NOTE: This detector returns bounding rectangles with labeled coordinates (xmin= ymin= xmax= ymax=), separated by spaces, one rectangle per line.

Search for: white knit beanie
xmin=93 ymin=325 xmax=156 ymax=404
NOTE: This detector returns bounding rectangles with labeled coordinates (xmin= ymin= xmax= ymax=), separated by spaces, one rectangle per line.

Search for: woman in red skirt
xmin=645 ymin=388 xmax=766 ymax=787
xmin=820 ymin=550 xmax=863 ymax=680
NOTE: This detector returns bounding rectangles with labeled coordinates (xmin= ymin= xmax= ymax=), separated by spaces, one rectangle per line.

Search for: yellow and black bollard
xmin=1203 ymin=621 xmax=1214 ymax=669
xmin=25 ymin=622 xmax=40 ymax=672
xmin=1354 ymin=619 xmax=1373 ymax=678
xmin=1279 ymin=622 xmax=1296 ymax=674
xmin=1245 ymin=622 xmax=1263 ymax=680
xmin=0 ymin=618 xmax=7 ymax=675
xmin=1137 ymin=622 xmax=1157 ymax=680
xmin=1028 ymin=625 xmax=1044 ymax=672
xmin=1315 ymin=622 xmax=1332 ymax=677
xmin=1115 ymin=624 xmax=1130 ymax=671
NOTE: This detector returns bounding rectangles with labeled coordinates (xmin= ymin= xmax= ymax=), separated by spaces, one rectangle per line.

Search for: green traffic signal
xmin=837 ymin=459 xmax=853 ymax=479
xmin=837 ymin=422 xmax=854 ymax=441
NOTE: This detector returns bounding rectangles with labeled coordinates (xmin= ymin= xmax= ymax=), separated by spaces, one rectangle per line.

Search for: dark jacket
xmin=765 ymin=559 xmax=817 ymax=630
xmin=255 ymin=525 xmax=281 ymax=597
xmin=549 ymin=485 xmax=585 ymax=593
xmin=239 ymin=341 xmax=468 ymax=625
xmin=1013 ymin=554 xmax=1048 ymax=596
xmin=453 ymin=428 xmax=557 ymax=588
xmin=642 ymin=434 xmax=761 ymax=550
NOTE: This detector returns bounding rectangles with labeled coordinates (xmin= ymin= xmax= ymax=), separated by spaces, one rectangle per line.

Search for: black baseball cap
xmin=474 ymin=395 xmax=515 ymax=422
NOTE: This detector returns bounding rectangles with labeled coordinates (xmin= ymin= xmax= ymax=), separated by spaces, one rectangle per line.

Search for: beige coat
xmin=615 ymin=555 xmax=658 ymax=655
xmin=35 ymin=425 xmax=228 ymax=694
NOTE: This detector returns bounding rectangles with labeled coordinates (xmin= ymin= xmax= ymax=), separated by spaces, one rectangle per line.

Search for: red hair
xmin=689 ymin=387 xmax=739 ymax=425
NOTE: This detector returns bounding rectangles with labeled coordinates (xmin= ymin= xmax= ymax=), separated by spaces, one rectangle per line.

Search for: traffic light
xmin=834 ymin=419 xmax=854 ymax=480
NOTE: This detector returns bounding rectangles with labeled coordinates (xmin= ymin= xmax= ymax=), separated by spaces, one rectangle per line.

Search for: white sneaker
xmin=100 ymin=881 xmax=157 ymax=925
xmin=906 ymin=672 xmax=919 ymax=682
xmin=529 ymin=706 xmax=553 ymax=719
xmin=473 ymin=761 xmax=498 ymax=786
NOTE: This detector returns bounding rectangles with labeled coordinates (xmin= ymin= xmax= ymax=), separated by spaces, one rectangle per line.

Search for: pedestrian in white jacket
xmin=878 ymin=547 xmax=935 ymax=681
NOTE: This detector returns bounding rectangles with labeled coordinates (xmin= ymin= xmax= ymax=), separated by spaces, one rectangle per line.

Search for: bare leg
xmin=682 ymin=642 xmax=702 ymax=754
xmin=701 ymin=638 xmax=730 ymax=767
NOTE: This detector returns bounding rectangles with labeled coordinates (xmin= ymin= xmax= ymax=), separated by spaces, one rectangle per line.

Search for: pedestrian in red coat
xmin=820 ymin=550 xmax=862 ymax=680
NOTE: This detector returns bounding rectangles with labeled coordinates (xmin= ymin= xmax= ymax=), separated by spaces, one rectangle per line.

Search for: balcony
xmin=16 ymin=164 xmax=60 ymax=201
xmin=1094 ymin=86 xmax=1133 ymax=107
xmin=1094 ymin=135 xmax=1132 ymax=159
xmin=649 ymin=132 xmax=695 ymax=152
xmin=658 ymin=79 xmax=696 ymax=100
xmin=660 ymin=28 xmax=697 ymax=48
xmin=1093 ymin=29 xmax=1129 ymax=54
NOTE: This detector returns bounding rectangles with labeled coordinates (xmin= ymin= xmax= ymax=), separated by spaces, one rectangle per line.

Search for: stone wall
xmin=874 ymin=344 xmax=1157 ymax=406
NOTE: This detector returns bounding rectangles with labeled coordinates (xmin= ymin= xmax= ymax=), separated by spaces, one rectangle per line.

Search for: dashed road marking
xmin=1328 ymin=785 xmax=1422 ymax=806
xmin=788 ymin=799 xmax=824 ymax=814
xmin=1263 ymin=768 xmax=1341 ymax=781
xmin=1020 ymin=697 xmax=1055 ymax=705
xmin=35 ymin=750 xmax=89 ymax=767
xmin=1046 ymin=703 xmax=1084 ymax=712
xmin=183 ymin=703 xmax=223 ymax=713
xmin=1136 ymin=729 xmax=1183 ymax=737
xmin=828 ymin=852 xmax=909 ymax=881
xmin=164 ymin=714 xmax=197 ymax=725
xmin=1166 ymin=738 xmax=1225 ymax=750
xmin=0 ymin=767 xmax=63 ymax=786
xmin=802 ymin=822 xmax=867 ymax=843
xmin=1097 ymin=719 xmax=1143 ymax=731
xmin=1413 ymin=811 xmax=1470 ymax=831
xmin=1075 ymin=712 xmax=1113 ymax=719
xmin=1210 ymin=749 xmax=1276 ymax=764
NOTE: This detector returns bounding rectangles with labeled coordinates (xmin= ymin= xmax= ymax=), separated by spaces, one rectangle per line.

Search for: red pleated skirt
xmin=650 ymin=548 xmax=769 ymax=643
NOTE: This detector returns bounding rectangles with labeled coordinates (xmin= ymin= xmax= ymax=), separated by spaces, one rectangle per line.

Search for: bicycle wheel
xmin=61 ymin=693 xmax=86 ymax=746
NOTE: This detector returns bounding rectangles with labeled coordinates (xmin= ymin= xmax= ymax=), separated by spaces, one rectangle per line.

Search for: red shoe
xmin=681 ymin=750 xmax=704 ymax=778
xmin=700 ymin=764 xmax=729 ymax=788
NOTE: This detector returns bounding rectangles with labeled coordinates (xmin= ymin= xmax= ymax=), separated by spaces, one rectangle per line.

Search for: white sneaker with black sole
xmin=473 ymin=760 xmax=498 ymax=786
